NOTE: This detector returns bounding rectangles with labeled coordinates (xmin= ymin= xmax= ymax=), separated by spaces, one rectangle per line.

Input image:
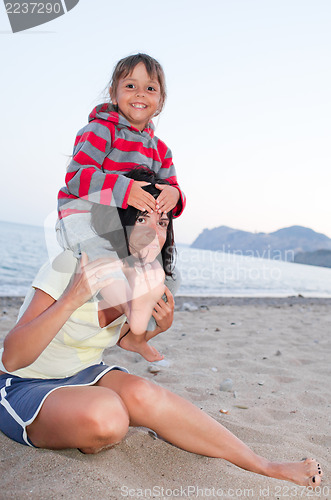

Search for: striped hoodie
xmin=58 ymin=104 xmax=185 ymax=219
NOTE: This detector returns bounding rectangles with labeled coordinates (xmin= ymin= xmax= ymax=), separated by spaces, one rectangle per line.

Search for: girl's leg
xmin=123 ymin=260 xmax=165 ymax=336
xmin=97 ymin=371 xmax=323 ymax=487
xmin=26 ymin=385 xmax=129 ymax=454
xmin=117 ymin=328 xmax=164 ymax=362
xmin=103 ymin=261 xmax=166 ymax=362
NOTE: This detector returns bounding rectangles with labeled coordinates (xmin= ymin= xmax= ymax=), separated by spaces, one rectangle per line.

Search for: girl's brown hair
xmin=109 ymin=53 xmax=167 ymax=116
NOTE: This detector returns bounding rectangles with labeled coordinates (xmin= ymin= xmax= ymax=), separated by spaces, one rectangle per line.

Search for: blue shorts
xmin=0 ymin=363 xmax=128 ymax=447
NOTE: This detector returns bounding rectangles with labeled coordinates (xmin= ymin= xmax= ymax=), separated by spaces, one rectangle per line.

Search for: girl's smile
xmin=110 ymin=62 xmax=161 ymax=131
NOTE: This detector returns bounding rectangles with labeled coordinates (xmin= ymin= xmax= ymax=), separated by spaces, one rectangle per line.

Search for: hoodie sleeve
xmin=156 ymin=141 xmax=186 ymax=218
xmin=63 ymin=121 xmax=134 ymax=208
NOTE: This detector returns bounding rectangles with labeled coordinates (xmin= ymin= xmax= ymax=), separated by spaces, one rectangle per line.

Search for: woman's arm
xmin=2 ymin=254 xmax=117 ymax=372
xmin=2 ymin=289 xmax=76 ymax=372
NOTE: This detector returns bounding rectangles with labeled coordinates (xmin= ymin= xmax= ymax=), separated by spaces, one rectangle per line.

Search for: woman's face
xmin=128 ymin=211 xmax=169 ymax=262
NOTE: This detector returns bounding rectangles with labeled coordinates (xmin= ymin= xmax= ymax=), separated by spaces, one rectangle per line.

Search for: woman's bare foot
xmin=117 ymin=329 xmax=164 ymax=362
xmin=265 ymin=458 xmax=323 ymax=487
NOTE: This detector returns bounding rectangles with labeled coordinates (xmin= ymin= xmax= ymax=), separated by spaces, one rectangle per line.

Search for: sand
xmin=0 ymin=296 xmax=330 ymax=500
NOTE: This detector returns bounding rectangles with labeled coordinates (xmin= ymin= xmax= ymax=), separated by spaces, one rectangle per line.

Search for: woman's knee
xmin=83 ymin=392 xmax=129 ymax=445
xmin=124 ymin=377 xmax=166 ymax=413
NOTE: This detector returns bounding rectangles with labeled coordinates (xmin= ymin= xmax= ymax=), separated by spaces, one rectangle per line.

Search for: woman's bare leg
xmin=26 ymin=385 xmax=129 ymax=453
xmin=97 ymin=371 xmax=323 ymax=487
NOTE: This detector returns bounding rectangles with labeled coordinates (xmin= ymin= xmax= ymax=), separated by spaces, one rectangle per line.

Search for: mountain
xmin=294 ymin=249 xmax=331 ymax=268
xmin=191 ymin=225 xmax=331 ymax=263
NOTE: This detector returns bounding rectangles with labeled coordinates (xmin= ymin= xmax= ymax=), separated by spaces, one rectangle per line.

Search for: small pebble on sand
xmin=148 ymin=365 xmax=161 ymax=374
xmin=219 ymin=378 xmax=233 ymax=392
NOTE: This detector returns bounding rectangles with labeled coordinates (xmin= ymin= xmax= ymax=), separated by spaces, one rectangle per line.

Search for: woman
xmin=0 ymin=171 xmax=323 ymax=487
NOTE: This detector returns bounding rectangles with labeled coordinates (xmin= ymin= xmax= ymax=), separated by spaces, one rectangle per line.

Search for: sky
xmin=0 ymin=0 xmax=330 ymax=244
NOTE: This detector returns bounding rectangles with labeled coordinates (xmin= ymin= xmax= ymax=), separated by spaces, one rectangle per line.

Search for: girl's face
xmin=129 ymin=211 xmax=169 ymax=263
xmin=110 ymin=62 xmax=161 ymax=131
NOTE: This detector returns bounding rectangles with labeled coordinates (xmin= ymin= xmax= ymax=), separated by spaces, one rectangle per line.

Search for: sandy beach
xmin=0 ymin=296 xmax=330 ymax=500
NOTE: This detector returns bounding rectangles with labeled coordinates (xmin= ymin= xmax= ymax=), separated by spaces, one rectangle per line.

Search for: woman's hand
xmin=145 ymin=287 xmax=175 ymax=341
xmin=61 ymin=253 xmax=123 ymax=311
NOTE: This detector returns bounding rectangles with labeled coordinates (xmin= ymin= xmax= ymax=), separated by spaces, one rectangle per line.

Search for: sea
xmin=1 ymin=220 xmax=331 ymax=298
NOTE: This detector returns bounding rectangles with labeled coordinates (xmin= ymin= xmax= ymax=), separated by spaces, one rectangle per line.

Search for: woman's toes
xmin=301 ymin=458 xmax=323 ymax=486
xmin=303 ymin=457 xmax=318 ymax=469
xmin=308 ymin=475 xmax=322 ymax=487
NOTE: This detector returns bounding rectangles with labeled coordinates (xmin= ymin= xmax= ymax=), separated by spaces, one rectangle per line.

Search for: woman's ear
xmin=109 ymin=87 xmax=117 ymax=105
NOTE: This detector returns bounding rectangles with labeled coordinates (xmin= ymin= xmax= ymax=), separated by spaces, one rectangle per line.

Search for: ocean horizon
xmin=1 ymin=219 xmax=331 ymax=298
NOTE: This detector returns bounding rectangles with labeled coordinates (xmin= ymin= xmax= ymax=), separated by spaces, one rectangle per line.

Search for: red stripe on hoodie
xmin=113 ymin=138 xmax=156 ymax=159
xmin=102 ymin=157 xmax=141 ymax=172
xmin=76 ymin=131 xmax=108 ymax=153
xmin=78 ymin=169 xmax=94 ymax=198
xmin=75 ymin=150 xmax=101 ymax=168
xmin=100 ymin=175 xmax=118 ymax=205
xmin=122 ymin=178 xmax=134 ymax=209
xmin=65 ymin=171 xmax=76 ymax=184
xmin=156 ymin=139 xmax=167 ymax=159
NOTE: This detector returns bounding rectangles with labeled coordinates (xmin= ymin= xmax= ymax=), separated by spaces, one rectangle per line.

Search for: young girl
xmin=56 ymin=54 xmax=185 ymax=361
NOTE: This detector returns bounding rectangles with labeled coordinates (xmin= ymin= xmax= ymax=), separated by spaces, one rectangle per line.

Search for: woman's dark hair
xmin=91 ymin=168 xmax=176 ymax=276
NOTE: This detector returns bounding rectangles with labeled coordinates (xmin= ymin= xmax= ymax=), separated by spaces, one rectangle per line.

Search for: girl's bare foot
xmin=265 ymin=458 xmax=323 ymax=487
xmin=125 ymin=260 xmax=165 ymax=336
xmin=117 ymin=329 xmax=164 ymax=362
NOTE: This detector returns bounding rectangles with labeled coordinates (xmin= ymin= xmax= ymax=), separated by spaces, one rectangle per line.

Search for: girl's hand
xmin=155 ymin=184 xmax=180 ymax=213
xmin=127 ymin=181 xmax=156 ymax=213
xmin=61 ymin=253 xmax=121 ymax=311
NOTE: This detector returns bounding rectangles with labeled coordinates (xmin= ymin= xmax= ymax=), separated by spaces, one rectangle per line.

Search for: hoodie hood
xmin=88 ymin=103 xmax=155 ymax=138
